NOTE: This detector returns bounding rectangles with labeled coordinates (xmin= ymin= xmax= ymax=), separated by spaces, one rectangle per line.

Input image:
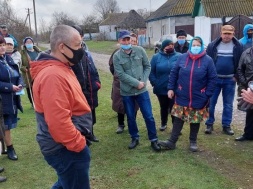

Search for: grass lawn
xmin=1 ymin=41 xmax=253 ymax=189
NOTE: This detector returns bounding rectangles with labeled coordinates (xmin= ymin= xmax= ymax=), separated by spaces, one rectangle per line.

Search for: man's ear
xmin=58 ymin=43 xmax=65 ymax=54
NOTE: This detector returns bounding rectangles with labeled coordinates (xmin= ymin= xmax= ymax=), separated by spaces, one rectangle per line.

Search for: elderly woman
xmin=0 ymin=36 xmax=23 ymax=160
xmin=0 ymin=95 xmax=7 ymax=182
xmin=20 ymin=37 xmax=41 ymax=108
xmin=159 ymin=36 xmax=217 ymax=152
xmin=149 ymin=39 xmax=181 ymax=131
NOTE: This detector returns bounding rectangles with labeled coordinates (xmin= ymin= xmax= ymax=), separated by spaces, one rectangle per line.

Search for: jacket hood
xmin=189 ymin=36 xmax=205 ymax=54
xmin=243 ymin=24 xmax=253 ymax=37
xmin=30 ymin=52 xmax=69 ymax=80
xmin=239 ymin=24 xmax=253 ymax=45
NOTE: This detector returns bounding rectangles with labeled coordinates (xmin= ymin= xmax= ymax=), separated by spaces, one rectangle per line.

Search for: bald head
xmin=50 ymin=25 xmax=80 ymax=53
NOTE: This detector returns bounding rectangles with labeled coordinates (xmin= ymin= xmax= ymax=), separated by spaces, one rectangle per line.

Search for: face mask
xmin=165 ymin=48 xmax=174 ymax=54
xmin=62 ymin=44 xmax=84 ymax=65
xmin=25 ymin=44 xmax=33 ymax=50
xmin=120 ymin=44 xmax=132 ymax=50
xmin=247 ymin=33 xmax=253 ymax=39
xmin=178 ymin=39 xmax=185 ymax=45
xmin=190 ymin=46 xmax=202 ymax=55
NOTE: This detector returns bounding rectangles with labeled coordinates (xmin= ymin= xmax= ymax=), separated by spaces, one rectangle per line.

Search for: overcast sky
xmin=10 ymin=0 xmax=166 ymax=28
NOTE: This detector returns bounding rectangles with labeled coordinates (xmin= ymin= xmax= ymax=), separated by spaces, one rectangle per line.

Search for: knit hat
xmin=4 ymin=37 xmax=14 ymax=46
xmin=176 ymin=29 xmax=187 ymax=38
xmin=161 ymin=39 xmax=173 ymax=50
xmin=23 ymin=36 xmax=34 ymax=44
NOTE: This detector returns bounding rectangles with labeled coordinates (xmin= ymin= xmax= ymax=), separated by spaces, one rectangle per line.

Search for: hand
xmin=13 ymin=85 xmax=21 ymax=92
xmin=241 ymin=88 xmax=253 ymax=104
xmin=168 ymin=90 xmax=174 ymax=99
xmin=137 ymin=82 xmax=145 ymax=89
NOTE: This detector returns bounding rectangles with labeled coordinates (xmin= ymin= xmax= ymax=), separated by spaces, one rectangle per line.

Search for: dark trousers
xmin=170 ymin=117 xmax=200 ymax=143
xmin=243 ymin=109 xmax=253 ymax=139
xmin=117 ymin=112 xmax=137 ymax=126
xmin=44 ymin=146 xmax=90 ymax=189
xmin=26 ymin=87 xmax=33 ymax=105
xmin=157 ymin=95 xmax=174 ymax=126
xmin=118 ymin=113 xmax=125 ymax=126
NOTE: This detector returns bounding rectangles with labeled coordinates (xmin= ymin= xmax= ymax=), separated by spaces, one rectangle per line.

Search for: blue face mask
xmin=178 ymin=39 xmax=185 ymax=45
xmin=25 ymin=44 xmax=33 ymax=50
xmin=191 ymin=46 xmax=202 ymax=55
xmin=121 ymin=44 xmax=132 ymax=50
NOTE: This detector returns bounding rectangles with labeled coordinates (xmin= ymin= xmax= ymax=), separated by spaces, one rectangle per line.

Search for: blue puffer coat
xmin=0 ymin=55 xmax=23 ymax=114
xmin=149 ymin=50 xmax=181 ymax=95
xmin=168 ymin=50 xmax=217 ymax=109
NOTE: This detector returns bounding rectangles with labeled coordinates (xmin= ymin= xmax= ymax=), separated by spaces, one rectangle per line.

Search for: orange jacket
xmin=30 ymin=53 xmax=91 ymax=154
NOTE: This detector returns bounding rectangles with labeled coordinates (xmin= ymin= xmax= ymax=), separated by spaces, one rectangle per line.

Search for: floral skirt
xmin=171 ymin=104 xmax=209 ymax=123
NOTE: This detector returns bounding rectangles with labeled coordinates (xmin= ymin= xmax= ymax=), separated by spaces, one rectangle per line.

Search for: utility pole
xmin=25 ymin=8 xmax=32 ymax=34
xmin=33 ymin=0 xmax=38 ymax=46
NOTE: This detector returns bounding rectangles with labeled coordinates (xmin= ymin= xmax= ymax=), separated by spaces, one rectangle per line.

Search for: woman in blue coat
xmin=159 ymin=36 xmax=217 ymax=152
xmin=0 ymin=36 xmax=23 ymax=160
xmin=149 ymin=39 xmax=181 ymax=131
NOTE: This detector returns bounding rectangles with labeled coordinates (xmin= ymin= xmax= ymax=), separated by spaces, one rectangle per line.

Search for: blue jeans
xmin=206 ymin=77 xmax=236 ymax=127
xmin=122 ymin=91 xmax=157 ymax=141
xmin=44 ymin=146 xmax=90 ymax=189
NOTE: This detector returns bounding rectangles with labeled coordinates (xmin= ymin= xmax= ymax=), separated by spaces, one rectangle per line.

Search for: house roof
xmin=99 ymin=13 xmax=128 ymax=26
xmin=193 ymin=0 xmax=253 ymax=18
xmin=99 ymin=10 xmax=146 ymax=29
xmin=146 ymin=0 xmax=195 ymax=22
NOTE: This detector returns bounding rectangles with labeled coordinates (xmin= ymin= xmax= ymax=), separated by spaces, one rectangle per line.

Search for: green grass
xmin=85 ymin=40 xmax=155 ymax=59
xmin=1 ymin=41 xmax=253 ymax=188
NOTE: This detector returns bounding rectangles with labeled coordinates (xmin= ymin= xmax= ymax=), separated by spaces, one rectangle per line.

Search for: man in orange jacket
xmin=30 ymin=25 xmax=92 ymax=189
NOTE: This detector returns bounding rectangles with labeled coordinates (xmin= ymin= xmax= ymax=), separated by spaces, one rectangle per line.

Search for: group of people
xmin=0 ymin=24 xmax=101 ymax=187
xmin=0 ymin=21 xmax=253 ymax=188
xmin=0 ymin=24 xmax=42 ymax=182
xmin=109 ymin=24 xmax=253 ymax=155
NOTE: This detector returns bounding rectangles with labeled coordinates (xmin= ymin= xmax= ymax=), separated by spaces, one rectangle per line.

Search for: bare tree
xmin=136 ymin=9 xmax=150 ymax=19
xmin=81 ymin=14 xmax=99 ymax=40
xmin=50 ymin=11 xmax=76 ymax=27
xmin=39 ymin=18 xmax=51 ymax=42
xmin=0 ymin=0 xmax=30 ymax=48
xmin=93 ymin=0 xmax=120 ymax=20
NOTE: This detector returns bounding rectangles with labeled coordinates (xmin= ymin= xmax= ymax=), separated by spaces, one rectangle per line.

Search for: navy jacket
xmin=206 ymin=37 xmax=243 ymax=79
xmin=0 ymin=55 xmax=23 ymax=114
xmin=72 ymin=50 xmax=101 ymax=110
xmin=168 ymin=52 xmax=217 ymax=109
xmin=149 ymin=50 xmax=181 ymax=95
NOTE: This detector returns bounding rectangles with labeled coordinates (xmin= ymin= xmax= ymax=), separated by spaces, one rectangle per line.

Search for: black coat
xmin=72 ymin=50 xmax=101 ymax=110
xmin=174 ymin=41 xmax=189 ymax=53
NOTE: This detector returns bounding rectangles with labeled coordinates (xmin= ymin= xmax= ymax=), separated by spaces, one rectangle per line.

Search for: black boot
xmin=189 ymin=123 xmax=200 ymax=152
xmin=151 ymin=140 xmax=161 ymax=151
xmin=0 ymin=176 xmax=6 ymax=182
xmin=7 ymin=145 xmax=18 ymax=161
xmin=91 ymin=127 xmax=99 ymax=142
xmin=189 ymin=141 xmax=198 ymax=152
xmin=0 ymin=139 xmax=6 ymax=154
xmin=159 ymin=117 xmax=184 ymax=150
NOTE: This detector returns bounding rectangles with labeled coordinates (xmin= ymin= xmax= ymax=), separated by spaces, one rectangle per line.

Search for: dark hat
xmin=0 ymin=24 xmax=7 ymax=30
xmin=72 ymin=25 xmax=84 ymax=36
xmin=118 ymin=30 xmax=131 ymax=39
xmin=161 ymin=39 xmax=173 ymax=50
xmin=176 ymin=29 xmax=187 ymax=38
xmin=23 ymin=36 xmax=34 ymax=44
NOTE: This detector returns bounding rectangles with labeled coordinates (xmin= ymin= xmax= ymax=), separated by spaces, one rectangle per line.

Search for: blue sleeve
xmin=149 ymin=54 xmax=158 ymax=86
xmin=205 ymin=58 xmax=217 ymax=97
xmin=167 ymin=56 xmax=181 ymax=91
